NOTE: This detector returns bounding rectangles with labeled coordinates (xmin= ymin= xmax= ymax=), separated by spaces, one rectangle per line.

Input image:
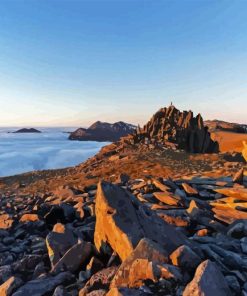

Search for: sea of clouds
xmin=0 ymin=127 xmax=108 ymax=177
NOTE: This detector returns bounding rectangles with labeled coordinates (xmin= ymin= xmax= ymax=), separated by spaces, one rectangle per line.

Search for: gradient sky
xmin=0 ymin=0 xmax=246 ymax=127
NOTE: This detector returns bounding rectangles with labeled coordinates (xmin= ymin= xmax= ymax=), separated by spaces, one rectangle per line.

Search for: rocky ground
xmin=1 ymin=105 xmax=247 ymax=295
xmin=0 ymin=148 xmax=247 ymax=295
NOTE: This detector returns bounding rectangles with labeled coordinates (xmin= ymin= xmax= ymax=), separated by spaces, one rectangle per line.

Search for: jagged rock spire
xmin=133 ymin=105 xmax=219 ymax=153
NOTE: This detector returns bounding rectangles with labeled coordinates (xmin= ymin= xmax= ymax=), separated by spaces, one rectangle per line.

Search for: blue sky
xmin=0 ymin=0 xmax=246 ymax=126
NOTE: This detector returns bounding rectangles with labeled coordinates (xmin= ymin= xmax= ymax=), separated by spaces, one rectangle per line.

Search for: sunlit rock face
xmin=132 ymin=105 xmax=219 ymax=153
xmin=242 ymin=141 xmax=247 ymax=161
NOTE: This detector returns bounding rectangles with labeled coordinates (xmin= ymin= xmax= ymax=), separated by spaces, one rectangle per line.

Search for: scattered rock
xmin=52 ymin=241 xmax=92 ymax=273
xmin=0 ymin=276 xmax=23 ymax=296
xmin=46 ymin=223 xmax=77 ymax=266
xmin=232 ymin=167 xmax=244 ymax=184
xmin=111 ymin=238 xmax=168 ymax=288
xmin=13 ymin=272 xmax=74 ymax=296
xmin=183 ymin=260 xmax=232 ymax=296
xmin=94 ymin=181 xmax=189 ymax=261
xmin=170 ymin=245 xmax=201 ymax=270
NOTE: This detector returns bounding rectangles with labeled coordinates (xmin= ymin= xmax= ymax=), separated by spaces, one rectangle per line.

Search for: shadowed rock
xmin=183 ymin=260 xmax=232 ymax=296
xmin=51 ymin=241 xmax=92 ymax=273
xmin=12 ymin=272 xmax=74 ymax=296
xmin=46 ymin=223 xmax=77 ymax=266
xmin=0 ymin=276 xmax=23 ymax=296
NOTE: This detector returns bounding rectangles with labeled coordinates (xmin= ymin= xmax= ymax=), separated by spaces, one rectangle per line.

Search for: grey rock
xmin=225 ymin=276 xmax=240 ymax=295
xmin=13 ymin=272 xmax=74 ymax=296
xmin=183 ymin=260 xmax=232 ymax=296
xmin=0 ymin=276 xmax=23 ymax=296
xmin=170 ymin=245 xmax=201 ymax=270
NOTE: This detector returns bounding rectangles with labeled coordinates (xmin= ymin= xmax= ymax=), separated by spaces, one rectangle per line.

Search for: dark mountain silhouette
xmin=13 ymin=128 xmax=41 ymax=133
xmin=69 ymin=121 xmax=136 ymax=142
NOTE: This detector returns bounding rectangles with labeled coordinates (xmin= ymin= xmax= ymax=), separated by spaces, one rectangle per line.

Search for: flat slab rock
xmin=12 ymin=272 xmax=73 ymax=296
xmin=183 ymin=260 xmax=232 ymax=296
xmin=94 ymin=181 xmax=189 ymax=261
xmin=111 ymin=238 xmax=168 ymax=288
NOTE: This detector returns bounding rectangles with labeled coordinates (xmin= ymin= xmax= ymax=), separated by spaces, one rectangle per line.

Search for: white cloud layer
xmin=0 ymin=128 xmax=108 ymax=177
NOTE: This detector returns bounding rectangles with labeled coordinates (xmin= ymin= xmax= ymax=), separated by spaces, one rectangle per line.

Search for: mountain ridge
xmin=69 ymin=120 xmax=136 ymax=142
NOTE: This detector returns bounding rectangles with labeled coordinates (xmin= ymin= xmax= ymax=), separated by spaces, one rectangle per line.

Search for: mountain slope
xmin=205 ymin=119 xmax=247 ymax=133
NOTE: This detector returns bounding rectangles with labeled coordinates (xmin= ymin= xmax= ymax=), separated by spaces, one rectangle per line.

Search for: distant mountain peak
xmin=69 ymin=121 xmax=136 ymax=142
xmin=13 ymin=128 xmax=41 ymax=133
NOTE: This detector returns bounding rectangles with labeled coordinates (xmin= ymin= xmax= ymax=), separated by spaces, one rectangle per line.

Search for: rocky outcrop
xmin=94 ymin=181 xmax=189 ymax=261
xmin=69 ymin=121 xmax=136 ymax=142
xmin=131 ymin=105 xmax=219 ymax=153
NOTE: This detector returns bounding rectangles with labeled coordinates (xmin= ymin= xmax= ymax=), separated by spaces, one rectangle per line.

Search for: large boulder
xmin=183 ymin=260 xmax=232 ymax=296
xmin=94 ymin=181 xmax=189 ymax=261
xmin=132 ymin=105 xmax=219 ymax=153
xmin=111 ymin=238 xmax=168 ymax=288
xmin=46 ymin=223 xmax=77 ymax=266
xmin=52 ymin=241 xmax=93 ymax=273
xmin=170 ymin=245 xmax=201 ymax=271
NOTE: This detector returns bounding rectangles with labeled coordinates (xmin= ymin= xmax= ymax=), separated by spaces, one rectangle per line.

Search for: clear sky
xmin=0 ymin=0 xmax=246 ymax=127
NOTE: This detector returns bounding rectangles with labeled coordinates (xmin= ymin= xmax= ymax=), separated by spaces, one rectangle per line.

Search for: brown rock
xmin=196 ymin=229 xmax=209 ymax=237
xmin=87 ymin=290 xmax=107 ymax=296
xmin=132 ymin=105 xmax=219 ymax=153
xmin=183 ymin=260 xmax=232 ymax=296
xmin=212 ymin=208 xmax=247 ymax=224
xmin=53 ymin=187 xmax=76 ymax=201
xmin=152 ymin=179 xmax=170 ymax=192
xmin=111 ymin=238 xmax=168 ymax=288
xmin=20 ymin=214 xmax=39 ymax=222
xmin=157 ymin=212 xmax=190 ymax=227
xmin=153 ymin=192 xmax=181 ymax=206
xmin=107 ymin=287 xmax=150 ymax=296
xmin=0 ymin=277 xmax=23 ymax=296
xmin=214 ymin=187 xmax=247 ymax=200
xmin=79 ymin=266 xmax=118 ymax=296
xmin=94 ymin=181 xmax=189 ymax=261
xmin=182 ymin=183 xmax=198 ymax=195
xmin=0 ymin=214 xmax=14 ymax=229
xmin=74 ymin=202 xmax=85 ymax=219
xmin=232 ymin=168 xmax=244 ymax=184
xmin=242 ymin=141 xmax=247 ymax=162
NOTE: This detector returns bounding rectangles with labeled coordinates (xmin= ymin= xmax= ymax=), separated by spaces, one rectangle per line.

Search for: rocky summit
xmin=0 ymin=105 xmax=247 ymax=296
xmin=131 ymin=105 xmax=219 ymax=153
